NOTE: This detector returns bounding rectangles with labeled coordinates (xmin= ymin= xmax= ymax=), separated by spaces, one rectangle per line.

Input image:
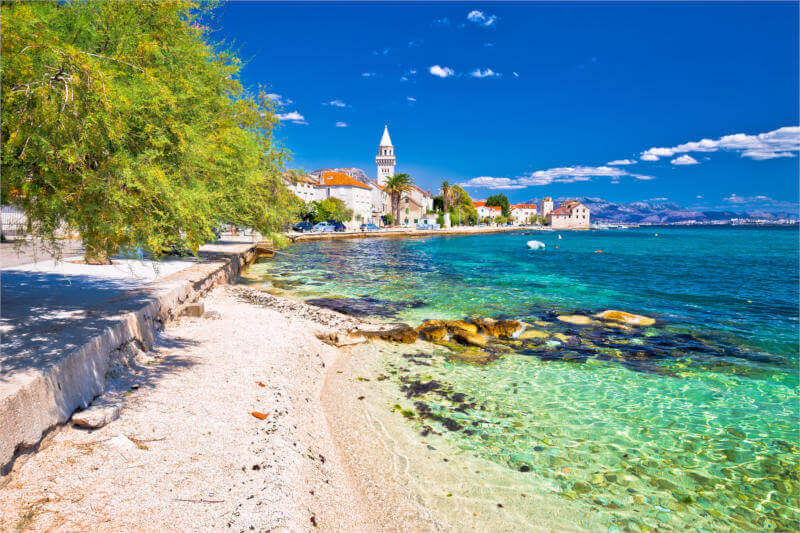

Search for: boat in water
xmin=526 ymin=240 xmax=546 ymax=250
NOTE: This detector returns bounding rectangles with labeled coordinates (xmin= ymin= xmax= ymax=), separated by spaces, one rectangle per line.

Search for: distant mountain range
xmin=526 ymin=197 xmax=798 ymax=224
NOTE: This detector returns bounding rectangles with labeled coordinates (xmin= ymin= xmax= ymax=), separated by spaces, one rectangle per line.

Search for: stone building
xmin=548 ymin=200 xmax=590 ymax=229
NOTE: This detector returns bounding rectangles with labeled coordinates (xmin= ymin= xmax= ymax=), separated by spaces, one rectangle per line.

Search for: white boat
xmin=526 ymin=240 xmax=546 ymax=250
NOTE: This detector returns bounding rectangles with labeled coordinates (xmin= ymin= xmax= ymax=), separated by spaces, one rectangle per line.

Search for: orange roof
xmin=473 ymin=201 xmax=486 ymax=207
xmin=542 ymin=197 xmax=552 ymax=201
xmin=511 ymin=204 xmax=537 ymax=209
xmin=551 ymin=207 xmax=570 ymax=216
xmin=317 ymin=171 xmax=371 ymax=190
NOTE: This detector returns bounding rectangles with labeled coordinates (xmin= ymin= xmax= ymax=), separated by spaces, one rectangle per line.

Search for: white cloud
xmin=457 ymin=177 xmax=526 ymax=190
xmin=671 ymin=155 xmax=699 ymax=165
xmin=641 ymin=126 xmax=800 ymax=161
xmin=467 ymin=10 xmax=497 ymax=26
xmin=606 ymin=159 xmax=637 ymax=166
xmin=696 ymin=195 xmax=704 ymax=199
xmin=649 ymin=197 xmax=668 ymax=202
xmin=266 ymin=93 xmax=292 ymax=106
xmin=512 ymin=72 xmax=519 ymax=78
xmin=335 ymin=121 xmax=347 ymax=128
xmin=361 ymin=72 xmax=376 ymax=78
xmin=429 ymin=65 xmax=455 ymax=78
xmin=276 ymin=111 xmax=307 ymax=124
xmin=407 ymin=97 xmax=416 ymax=102
xmin=400 ymin=69 xmax=417 ymax=82
xmin=458 ymin=166 xmax=654 ymax=190
xmin=323 ymin=99 xmax=347 ymax=108
xmin=470 ymin=68 xmax=500 ymax=78
xmin=724 ymin=194 xmax=772 ymax=204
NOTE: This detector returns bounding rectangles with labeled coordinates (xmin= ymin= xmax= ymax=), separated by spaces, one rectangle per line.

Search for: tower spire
xmin=376 ymin=124 xmax=396 ymax=185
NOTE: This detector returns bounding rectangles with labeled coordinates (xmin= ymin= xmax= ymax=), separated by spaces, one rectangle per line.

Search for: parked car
xmin=416 ymin=223 xmax=441 ymax=230
xmin=329 ymin=221 xmax=346 ymax=232
xmin=360 ymin=223 xmax=379 ymax=231
xmin=312 ymin=222 xmax=335 ymax=233
xmin=292 ymin=221 xmax=313 ymax=233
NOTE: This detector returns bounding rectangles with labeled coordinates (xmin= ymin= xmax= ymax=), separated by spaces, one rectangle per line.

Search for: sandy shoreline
xmin=0 ymin=281 xmax=598 ymax=531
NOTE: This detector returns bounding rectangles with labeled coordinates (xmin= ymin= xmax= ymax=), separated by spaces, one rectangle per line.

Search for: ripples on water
xmin=246 ymin=226 xmax=799 ymax=530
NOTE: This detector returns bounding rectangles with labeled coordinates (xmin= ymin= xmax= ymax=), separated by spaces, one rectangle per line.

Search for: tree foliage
xmin=486 ymin=194 xmax=510 ymax=218
xmin=447 ymin=185 xmax=478 ymax=225
xmin=383 ymin=173 xmax=412 ymax=227
xmin=306 ymin=197 xmax=352 ymax=224
xmin=1 ymin=1 xmax=298 ymax=261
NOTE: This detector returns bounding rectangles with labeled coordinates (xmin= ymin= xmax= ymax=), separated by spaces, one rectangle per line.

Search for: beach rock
xmin=452 ymin=330 xmax=488 ymax=347
xmin=556 ymin=315 xmax=595 ymax=326
xmin=317 ymin=330 xmax=366 ymax=347
xmin=471 ymin=318 xmax=523 ymax=338
xmin=359 ymin=324 xmax=418 ymax=343
xmin=419 ymin=319 xmax=446 ymax=328
xmin=444 ymin=320 xmax=478 ymax=334
xmin=447 ymin=348 xmax=497 ymax=365
xmin=554 ymin=333 xmax=580 ymax=346
xmin=595 ymin=310 xmax=655 ymax=327
xmin=72 ymin=404 xmax=121 ymax=429
xmin=417 ymin=324 xmax=448 ymax=342
xmin=519 ymin=329 xmax=549 ymax=340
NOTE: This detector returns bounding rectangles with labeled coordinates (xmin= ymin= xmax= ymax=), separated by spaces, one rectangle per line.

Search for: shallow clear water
xmin=247 ymin=226 xmax=799 ymax=530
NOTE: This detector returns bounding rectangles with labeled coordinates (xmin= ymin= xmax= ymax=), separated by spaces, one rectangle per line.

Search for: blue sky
xmin=214 ymin=2 xmax=799 ymax=211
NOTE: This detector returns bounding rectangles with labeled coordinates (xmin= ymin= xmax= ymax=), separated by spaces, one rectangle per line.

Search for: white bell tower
xmin=375 ymin=124 xmax=396 ymax=185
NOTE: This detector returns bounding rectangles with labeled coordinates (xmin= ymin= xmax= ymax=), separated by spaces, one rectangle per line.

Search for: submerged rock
xmin=519 ymin=329 xmax=549 ymax=340
xmin=595 ymin=310 xmax=655 ymax=327
xmin=447 ymin=348 xmax=498 ymax=365
xmin=556 ymin=315 xmax=595 ymax=326
xmin=452 ymin=330 xmax=488 ymax=347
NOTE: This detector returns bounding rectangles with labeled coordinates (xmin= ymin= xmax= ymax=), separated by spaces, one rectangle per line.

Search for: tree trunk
xmin=84 ymin=245 xmax=111 ymax=265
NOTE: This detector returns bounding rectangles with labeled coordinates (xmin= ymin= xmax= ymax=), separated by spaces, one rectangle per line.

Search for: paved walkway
xmin=0 ymin=239 xmax=256 ymax=471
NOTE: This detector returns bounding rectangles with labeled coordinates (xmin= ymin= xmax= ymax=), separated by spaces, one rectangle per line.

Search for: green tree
xmin=383 ymin=173 xmax=412 ymax=227
xmin=308 ymin=198 xmax=352 ymax=223
xmin=447 ymin=185 xmax=478 ymax=226
xmin=486 ymin=194 xmax=510 ymax=218
xmin=1 ymin=1 xmax=297 ymax=263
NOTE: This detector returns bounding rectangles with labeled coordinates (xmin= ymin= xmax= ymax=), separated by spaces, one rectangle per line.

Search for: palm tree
xmin=384 ymin=173 xmax=413 ymax=226
xmin=440 ymin=180 xmax=451 ymax=212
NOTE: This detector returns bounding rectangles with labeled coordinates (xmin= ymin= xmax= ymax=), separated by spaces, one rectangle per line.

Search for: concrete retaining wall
xmin=1 ymin=245 xmax=255 ymax=474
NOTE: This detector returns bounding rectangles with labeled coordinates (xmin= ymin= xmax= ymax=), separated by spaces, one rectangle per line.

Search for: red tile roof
xmin=551 ymin=207 xmax=571 ymax=216
xmin=511 ymin=204 xmax=538 ymax=209
xmin=317 ymin=171 xmax=371 ymax=190
xmin=473 ymin=201 xmax=486 ymax=207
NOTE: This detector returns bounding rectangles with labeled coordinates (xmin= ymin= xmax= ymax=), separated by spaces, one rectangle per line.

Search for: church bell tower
xmin=375 ymin=124 xmax=396 ymax=186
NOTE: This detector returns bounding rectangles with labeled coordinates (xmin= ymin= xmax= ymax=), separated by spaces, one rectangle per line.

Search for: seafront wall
xmin=0 ymin=243 xmax=257 ymax=474
xmin=290 ymin=225 xmax=537 ymax=242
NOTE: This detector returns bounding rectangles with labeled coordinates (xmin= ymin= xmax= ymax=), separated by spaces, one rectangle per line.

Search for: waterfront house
xmin=315 ymin=171 xmax=373 ymax=225
xmin=548 ymin=200 xmax=591 ymax=229
xmin=510 ymin=203 xmax=538 ymax=224
xmin=473 ymin=201 xmax=502 ymax=221
xmin=284 ymin=174 xmax=320 ymax=203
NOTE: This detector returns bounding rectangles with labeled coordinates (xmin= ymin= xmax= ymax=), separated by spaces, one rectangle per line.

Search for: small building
xmin=548 ymin=200 xmax=590 ymax=229
xmin=316 ymin=171 xmax=373 ymax=225
xmin=284 ymin=174 xmax=319 ymax=203
xmin=400 ymin=195 xmax=426 ymax=226
xmin=510 ymin=204 xmax=538 ymax=225
xmin=473 ymin=201 xmax=502 ymax=221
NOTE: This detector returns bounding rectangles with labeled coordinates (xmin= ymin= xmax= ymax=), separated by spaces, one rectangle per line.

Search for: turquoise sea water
xmin=247 ymin=226 xmax=799 ymax=530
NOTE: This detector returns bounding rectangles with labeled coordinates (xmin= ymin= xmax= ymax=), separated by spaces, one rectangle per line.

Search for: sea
xmin=243 ymin=226 xmax=799 ymax=531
